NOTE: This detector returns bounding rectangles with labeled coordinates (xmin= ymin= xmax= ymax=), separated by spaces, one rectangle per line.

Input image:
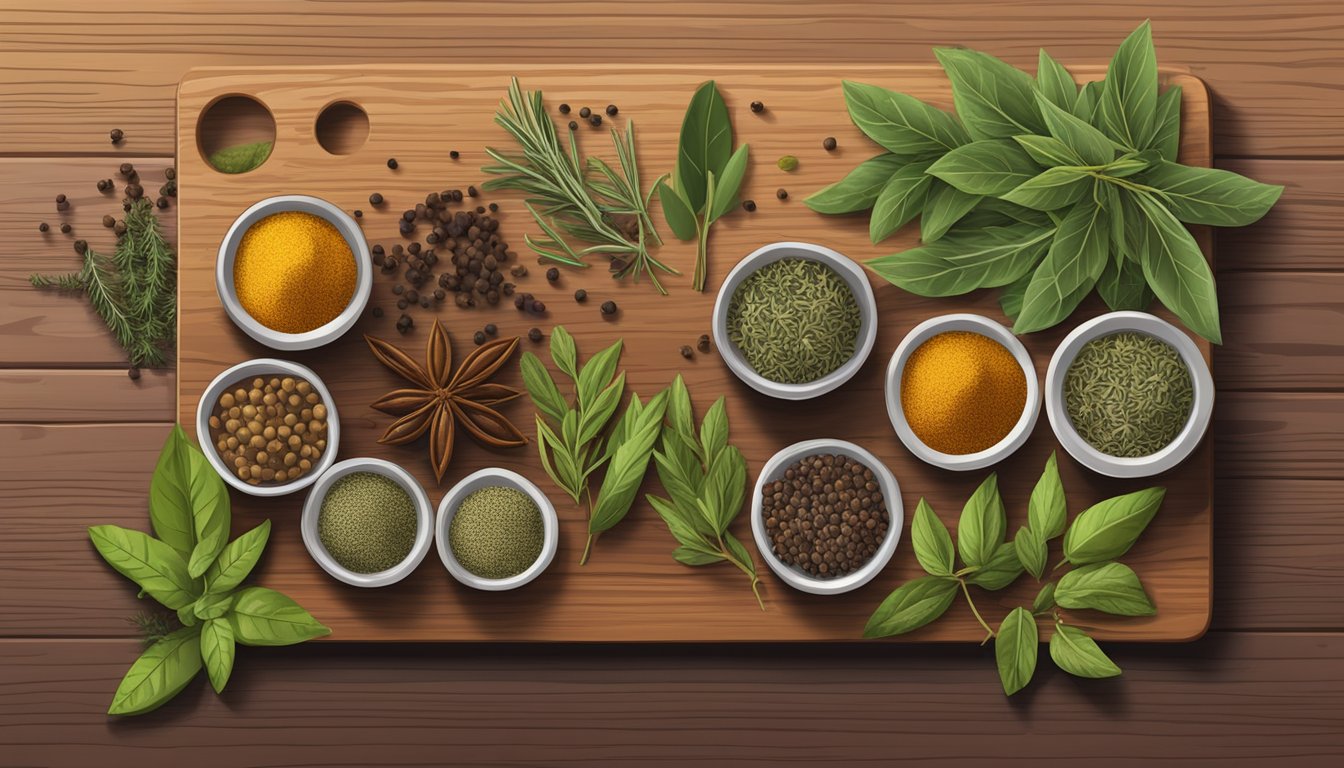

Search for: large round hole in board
xmin=196 ymin=94 xmax=277 ymax=174
xmin=315 ymin=101 xmax=370 ymax=155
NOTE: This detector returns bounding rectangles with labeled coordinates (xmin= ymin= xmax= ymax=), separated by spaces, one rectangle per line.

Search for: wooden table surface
xmin=1 ymin=1 xmax=1341 ymax=764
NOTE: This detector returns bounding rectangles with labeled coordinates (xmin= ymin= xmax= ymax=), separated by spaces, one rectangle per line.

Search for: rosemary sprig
xmin=482 ymin=77 xmax=677 ymax=294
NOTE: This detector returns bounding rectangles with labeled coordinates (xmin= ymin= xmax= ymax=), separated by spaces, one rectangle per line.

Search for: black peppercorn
xmin=73 ymin=239 xmax=87 ymax=255
xmin=532 ymin=300 xmax=546 ymax=313
xmin=489 ymin=202 xmax=499 ymax=212
xmin=56 ymin=194 xmax=67 ymax=203
xmin=125 ymin=183 xmax=143 ymax=200
xmin=606 ymin=104 xmax=618 ymax=116
xmin=433 ymin=289 xmax=446 ymax=302
xmin=467 ymin=185 xmax=478 ymax=198
xmin=354 ymin=209 xmax=363 ymax=218
xmin=559 ymin=103 xmax=571 ymax=115
xmin=420 ymin=297 xmax=430 ymax=308
xmin=127 ymin=366 xmax=140 ymax=381
xmin=119 ymin=163 xmax=135 ymax=177
xmin=96 ymin=179 xmax=109 ymax=193
xmin=568 ymin=121 xmax=579 ymax=131
xmin=156 ymin=196 xmax=169 ymax=209
xmin=387 ymin=158 xmax=398 ymax=169
xmin=110 ymin=128 xmax=124 ymax=144
xmin=397 ymin=298 xmax=409 ymax=310
xmin=165 ymin=167 xmax=175 ymax=181
xmin=402 ymin=209 xmax=416 ymax=222
xmin=113 ymin=220 xmax=126 ymax=236
xmin=579 ymin=106 xmax=591 ymax=118
xmin=473 ymin=330 xmax=486 ymax=345
xmin=102 ymin=215 xmax=115 ymax=228
xmin=742 ymin=200 xmax=757 ymax=212
xmin=776 ymin=188 xmax=788 ymax=200
xmin=528 ymin=327 xmax=543 ymax=342
xmin=750 ymin=100 xmax=764 ymax=113
xmin=38 ymin=222 xmax=49 ymax=233
xmin=59 ymin=223 xmax=72 ymax=234
xmin=369 ymin=192 xmax=384 ymax=205
xmin=680 ymin=345 xmax=694 ymax=359
xmin=823 ymin=136 xmax=838 ymax=151
xmin=574 ymin=289 xmax=587 ymax=303
xmin=449 ymin=150 xmax=460 ymax=160
xmin=589 ymin=114 xmax=602 ymax=127
xmin=399 ymin=220 xmax=415 ymax=236
xmin=601 ymin=300 xmax=617 ymax=316
xmin=484 ymin=323 xmax=497 ymax=336
xmin=372 ymin=307 xmax=384 ymax=318
xmin=406 ymin=289 xmax=419 ymax=303
xmin=698 ymin=333 xmax=711 ymax=352
xmin=546 ymin=267 xmax=559 ymax=282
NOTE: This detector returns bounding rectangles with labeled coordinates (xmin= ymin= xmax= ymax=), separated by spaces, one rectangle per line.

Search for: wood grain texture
xmin=171 ymin=65 xmax=1210 ymax=643
xmin=1216 ymin=273 xmax=1344 ymax=390
xmin=0 ymin=369 xmax=174 ymax=421
xmin=1215 ymin=159 xmax=1344 ymax=271
xmin=1 ymin=1 xmax=1343 ymax=156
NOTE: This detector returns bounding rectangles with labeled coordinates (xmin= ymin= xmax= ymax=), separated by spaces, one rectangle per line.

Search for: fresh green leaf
xmin=108 ymin=625 xmax=203 ymax=715
xmin=870 ymin=160 xmax=934 ymax=242
xmin=722 ymin=532 xmax=756 ymax=579
xmin=1063 ymin=487 xmax=1166 ymax=565
xmin=577 ymin=372 xmax=628 ymax=447
xmin=1097 ymin=248 xmax=1154 ymax=311
xmin=1000 ymin=166 xmax=1092 ymax=211
xmin=1050 ymin=623 xmax=1122 ymax=678
xmin=1015 ymin=198 xmax=1109 ymax=334
xmin=966 ymin=540 xmax=1025 ymax=590
xmin=957 ymin=473 xmax=1005 ymax=569
xmin=589 ymin=391 xmax=668 ymax=534
xmin=657 ymin=180 xmax=698 ymax=241
xmin=934 ymin=48 xmax=1046 ymax=140
xmin=1101 ymin=151 xmax=1157 ymax=179
xmin=703 ymin=445 xmax=747 ymax=534
xmin=1037 ymin=49 xmax=1078 ymax=110
xmin=549 ymin=326 xmax=578 ymax=380
xmin=227 ymin=587 xmax=331 ymax=646
xmin=920 ymin=181 xmax=983 ymax=243
xmin=1098 ymin=20 xmax=1158 ymax=150
xmin=575 ymin=338 xmax=623 ymax=407
xmin=998 ymin=269 xmax=1033 ymax=320
xmin=1032 ymin=582 xmax=1057 ymax=613
xmin=1028 ymin=452 xmax=1067 ymax=540
xmin=1150 ymin=85 xmax=1183 ymax=161
xmin=520 ymin=351 xmax=568 ymax=423
xmin=1133 ymin=192 xmax=1222 ymax=343
xmin=911 ymin=499 xmax=955 ymax=576
xmin=1013 ymin=135 xmax=1085 ymax=168
xmin=89 ymin=524 xmax=200 ymax=610
xmin=926 ymin=138 xmax=1040 ymax=196
xmin=1072 ymin=79 xmax=1103 ymax=122
xmin=674 ymin=81 xmax=732 ymax=213
xmin=699 ymin=397 xmax=729 ymax=462
xmin=867 ymin=222 xmax=1053 ymax=297
xmin=200 ymin=618 xmax=235 ymax=694
xmin=1056 ymin=561 xmax=1156 ymax=616
xmin=1036 ymin=92 xmax=1117 ymax=165
xmin=1014 ymin=525 xmax=1047 ymax=581
xmin=1140 ymin=160 xmax=1284 ymax=227
xmin=673 ymin=546 xmax=725 ymax=566
xmin=207 ymin=141 xmax=272 ymax=175
xmin=204 ymin=520 xmax=270 ymax=596
xmin=995 ymin=607 xmax=1039 ymax=696
xmin=709 ymin=144 xmax=750 ymax=222
xmin=863 ymin=576 xmax=959 ymax=638
xmin=148 ymin=424 xmax=230 ymax=578
xmin=193 ymin=592 xmax=233 ymax=621
xmin=841 ymin=80 xmax=969 ymax=155
xmin=805 ymin=154 xmax=906 ymax=214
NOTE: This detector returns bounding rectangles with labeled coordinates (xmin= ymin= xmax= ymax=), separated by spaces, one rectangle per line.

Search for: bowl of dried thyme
xmin=712 ymin=242 xmax=878 ymax=400
xmin=1045 ymin=311 xmax=1214 ymax=478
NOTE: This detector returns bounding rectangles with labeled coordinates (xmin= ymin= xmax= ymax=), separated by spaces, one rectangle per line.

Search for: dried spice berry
xmin=579 ymin=106 xmax=592 ymax=118
xmin=559 ymin=103 xmax=571 ymax=115
xmin=589 ymin=115 xmax=602 ymax=127
xmin=679 ymin=345 xmax=694 ymax=359
xmin=60 ymin=223 xmax=72 ymax=234
xmin=484 ymin=323 xmax=498 ymax=336
xmin=573 ymin=289 xmax=587 ymax=303
xmin=473 ymin=330 xmax=487 ymax=345
xmin=568 ymin=121 xmax=579 ymax=131
xmin=697 ymin=334 xmax=711 ymax=352
xmin=528 ymin=327 xmax=543 ymax=342
xmin=750 ymin=100 xmax=764 ymax=113
xmin=387 ymin=158 xmax=399 ymax=169
xmin=450 ymin=150 xmax=460 ymax=160
xmin=546 ymin=267 xmax=560 ymax=282
xmin=369 ymin=192 xmax=384 ymax=205
xmin=600 ymin=300 xmax=617 ymax=316
xmin=109 ymin=128 xmax=124 ymax=144
xmin=760 ymin=453 xmax=889 ymax=578
xmin=776 ymin=188 xmax=789 ymax=200
xmin=38 ymin=222 xmax=49 ymax=233
xmin=605 ymin=104 xmax=618 ymax=116
xmin=742 ymin=200 xmax=757 ymax=212
xmin=823 ymin=137 xmax=837 ymax=151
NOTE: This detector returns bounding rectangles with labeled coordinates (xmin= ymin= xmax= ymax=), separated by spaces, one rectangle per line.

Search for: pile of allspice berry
xmin=760 ymin=453 xmax=890 ymax=578
xmin=208 ymin=375 xmax=329 ymax=486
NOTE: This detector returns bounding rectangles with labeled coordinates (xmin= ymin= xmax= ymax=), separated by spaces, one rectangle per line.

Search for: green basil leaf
xmin=1072 ymin=79 xmax=1103 ymax=122
xmin=1013 ymin=526 xmax=1047 ymax=581
xmin=1028 ymin=452 xmax=1067 ymax=540
xmin=1032 ymin=582 xmax=1057 ymax=613
xmin=1132 ymin=192 xmax=1222 ymax=343
xmin=590 ymin=391 xmax=669 ymax=534
xmin=89 ymin=524 xmax=200 ymax=610
xmin=966 ymin=540 xmax=1025 ymax=591
xmin=575 ymin=337 xmax=623 ymax=408
xmin=920 ymin=181 xmax=983 ymax=243
xmin=1140 ymin=160 xmax=1283 ymax=227
xmin=956 ymin=473 xmax=1005 ymax=569
xmin=675 ymin=80 xmax=732 ymax=213
xmin=1037 ymin=49 xmax=1078 ymax=110
xmin=863 ymin=576 xmax=959 ymax=638
xmin=664 ymin=375 xmax=695 ymax=442
xmin=805 ymin=153 xmax=906 ymax=214
xmin=176 ymin=604 xmax=198 ymax=628
xmin=866 ymin=222 xmax=1053 ymax=297
xmin=976 ymin=198 xmax=1055 ymax=228
xmin=673 ymin=545 xmax=724 ymax=566
xmin=1000 ymin=166 xmax=1091 ymax=211
xmin=1063 ymin=487 xmax=1166 ymax=565
xmin=658 ymin=179 xmax=699 ymax=241
xmin=228 ymin=586 xmax=330 ymax=647
xmin=577 ymin=372 xmax=628 ymax=447
xmin=1013 ymin=135 xmax=1085 ymax=168
xmin=995 ymin=606 xmax=1039 ymax=696
xmin=148 ymin=424 xmax=198 ymax=557
xmin=207 ymin=141 xmax=272 ymax=175
xmin=1101 ymin=151 xmax=1158 ymax=179
xmin=648 ymin=494 xmax=706 ymax=547
xmin=708 ymin=144 xmax=750 ymax=223
xmin=204 ymin=519 xmax=270 ymax=597
xmin=841 ymin=80 xmax=969 ymax=155
xmin=1150 ymin=85 xmax=1183 ymax=162
xmin=200 ymin=618 xmax=235 ymax=694
xmin=108 ymin=626 xmax=203 ymax=716
xmin=1015 ymin=198 xmax=1109 ymax=334
xmin=548 ymin=326 xmax=578 ymax=380
xmin=520 ymin=350 xmax=568 ymax=423
xmin=926 ymin=138 xmax=1040 ymax=196
xmin=1098 ymin=20 xmax=1158 ymax=150
xmin=1097 ymin=247 xmax=1154 ymax=311
xmin=1036 ymin=92 xmax=1118 ymax=166
xmin=870 ymin=160 xmax=934 ymax=243
xmin=1055 ymin=561 xmax=1156 ymax=616
xmin=723 ymin=531 xmax=756 ymax=579
xmin=1049 ymin=624 xmax=1122 ymax=678
xmin=934 ymin=48 xmax=1045 ymax=140
xmin=911 ymin=499 xmax=955 ymax=576
xmin=998 ymin=269 xmax=1034 ymax=320
xmin=193 ymin=592 xmax=232 ymax=621
xmin=704 ymin=445 xmax=747 ymax=535
xmin=699 ymin=396 xmax=730 ymax=463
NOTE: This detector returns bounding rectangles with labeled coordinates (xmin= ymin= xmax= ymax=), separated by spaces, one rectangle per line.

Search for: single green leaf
xmin=107 ymin=625 xmax=202 ymax=715
xmin=589 ymin=391 xmax=669 ymax=534
xmin=675 ymin=81 xmax=733 ymax=213
xmin=995 ymin=607 xmax=1039 ymax=696
xmin=1133 ymin=191 xmax=1222 ymax=343
xmin=665 ymin=375 xmax=695 ymax=442
xmin=1140 ymin=160 xmax=1283 ymax=227
xmin=147 ymin=424 xmax=198 ymax=557
xmin=1037 ymin=49 xmax=1078 ymax=110
xmin=1100 ymin=151 xmax=1157 ymax=179
xmin=957 ymin=473 xmax=1005 ymax=569
xmin=708 ymin=144 xmax=750 ymax=222
xmin=673 ymin=546 xmax=725 ymax=566
xmin=722 ymin=532 xmax=756 ymax=578
xmin=863 ymin=576 xmax=959 ymax=638
xmin=1098 ymin=20 xmax=1159 ymax=150
xmin=926 ymin=138 xmax=1040 ymax=196
xmin=1028 ymin=452 xmax=1067 ymax=540
xmin=200 ymin=618 xmax=235 ymax=694
xmin=866 ymin=221 xmax=1054 ymax=298
xmin=649 ymin=493 xmax=707 ymax=546
xmin=1015 ymin=198 xmax=1109 ymax=334
xmin=699 ymin=397 xmax=730 ymax=462
xmin=1032 ymin=582 xmax=1057 ymax=613
xmin=1014 ymin=526 xmax=1047 ymax=581
xmin=1013 ymin=135 xmax=1085 ymax=168
xmin=934 ymin=48 xmax=1046 ymax=140
xmin=204 ymin=520 xmax=270 ymax=597
xmin=177 ymin=604 xmax=198 ymax=628
xmin=805 ymin=153 xmax=906 ymax=214
xmin=920 ymin=181 xmax=983 ymax=243
xmin=998 ymin=269 xmax=1034 ymax=320
xmin=577 ymin=372 xmax=628 ymax=447
xmin=520 ymin=351 xmax=568 ymax=423
xmin=1063 ymin=487 xmax=1166 ymax=565
xmin=869 ymin=160 xmax=934 ymax=242
xmin=227 ymin=586 xmax=331 ymax=646
xmin=1050 ymin=623 xmax=1122 ymax=678
xmin=1036 ymin=92 xmax=1117 ymax=165
xmin=549 ymin=326 xmax=578 ymax=380
xmin=911 ymin=499 xmax=955 ymax=576
xmin=575 ymin=337 xmax=623 ymax=408
xmin=1000 ymin=166 xmax=1092 ymax=211
xmin=1056 ymin=561 xmax=1156 ymax=616
xmin=1072 ymin=80 xmax=1104 ymax=122
xmin=704 ymin=445 xmax=747 ymax=535
xmin=193 ymin=592 xmax=232 ymax=621
xmin=841 ymin=80 xmax=969 ymax=155
xmin=1097 ymin=247 xmax=1154 ymax=311
xmin=658 ymin=180 xmax=698 ymax=241
xmin=89 ymin=524 xmax=200 ymax=610
xmin=966 ymin=540 xmax=1025 ymax=591
xmin=1150 ymin=85 xmax=1183 ymax=162
xmin=207 ymin=141 xmax=272 ymax=175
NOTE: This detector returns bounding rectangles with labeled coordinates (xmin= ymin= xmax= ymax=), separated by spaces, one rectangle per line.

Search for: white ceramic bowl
xmin=885 ymin=313 xmax=1040 ymax=472
xmin=300 ymin=458 xmax=435 ymax=588
xmin=435 ymin=468 xmax=559 ymax=591
xmin=1046 ymin=311 xmax=1214 ymax=478
xmin=195 ymin=358 xmax=340 ymax=497
xmin=216 ymin=194 xmax=371 ymax=351
xmin=711 ymin=241 xmax=879 ymax=400
xmin=750 ymin=439 xmax=904 ymax=595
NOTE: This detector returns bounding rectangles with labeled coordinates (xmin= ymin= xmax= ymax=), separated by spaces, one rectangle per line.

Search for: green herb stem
xmin=959 ymin=578 xmax=997 ymax=642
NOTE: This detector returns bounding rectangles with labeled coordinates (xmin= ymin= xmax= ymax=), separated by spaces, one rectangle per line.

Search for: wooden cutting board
xmin=176 ymin=64 xmax=1212 ymax=642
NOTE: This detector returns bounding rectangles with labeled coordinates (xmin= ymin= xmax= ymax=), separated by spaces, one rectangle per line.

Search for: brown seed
xmin=110 ymin=128 xmax=124 ymax=144
xmin=102 ymin=215 xmax=116 ymax=228
xmin=776 ymin=188 xmax=789 ymax=200
xmin=823 ymin=136 xmax=837 ymax=151
xmin=680 ymin=345 xmax=694 ymax=359
xmin=750 ymin=100 xmax=764 ymax=113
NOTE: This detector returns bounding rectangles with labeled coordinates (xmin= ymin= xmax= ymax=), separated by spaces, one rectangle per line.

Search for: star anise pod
xmin=365 ymin=319 xmax=526 ymax=482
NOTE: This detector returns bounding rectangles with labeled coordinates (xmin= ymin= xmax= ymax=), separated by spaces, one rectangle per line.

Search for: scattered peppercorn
xmin=38 ymin=222 xmax=49 ymax=233
xmin=160 ymin=180 xmax=177 ymax=198
xmin=823 ymin=136 xmax=838 ymax=151
xmin=484 ymin=323 xmax=497 ymax=337
xmin=761 ymin=453 xmax=889 ymax=578
xmin=743 ymin=200 xmax=757 ymax=212
xmin=127 ymin=366 xmax=140 ymax=380
xmin=113 ymin=220 xmax=126 ymax=236
xmin=59 ymin=223 xmax=72 ymax=234
xmin=369 ymin=192 xmax=384 ymax=205
xmin=109 ymin=128 xmax=124 ymax=145
xmin=579 ymin=106 xmax=592 ymax=118
xmin=73 ymin=239 xmax=88 ymax=255
xmin=354 ymin=209 xmax=363 ymax=218
xmin=165 ymin=167 xmax=176 ymax=181
xmin=528 ymin=327 xmax=543 ymax=342
xmin=559 ymin=103 xmax=571 ymax=115
xmin=397 ymin=298 xmax=409 ymax=310
xmin=473 ymin=330 xmax=487 ymax=345
xmin=156 ymin=196 xmax=169 ymax=210
xmin=450 ymin=150 xmax=460 ymax=160
xmin=698 ymin=333 xmax=711 ymax=352
xmin=573 ymin=289 xmax=587 ymax=303
xmin=600 ymin=300 xmax=617 ymax=316
xmin=102 ymin=215 xmax=116 ymax=228
xmin=119 ymin=163 xmax=135 ymax=177
xmin=750 ymin=100 xmax=764 ymax=113
xmin=126 ymin=183 xmax=144 ymax=200
xmin=606 ymin=104 xmax=618 ymax=116
xmin=96 ymin=179 xmax=110 ymax=193
xmin=387 ymin=158 xmax=398 ymax=169
xmin=546 ymin=267 xmax=560 ymax=282
xmin=680 ymin=345 xmax=694 ymax=359
xmin=489 ymin=202 xmax=499 ymax=212
xmin=589 ymin=114 xmax=602 ymax=127
xmin=776 ymin=188 xmax=789 ymax=200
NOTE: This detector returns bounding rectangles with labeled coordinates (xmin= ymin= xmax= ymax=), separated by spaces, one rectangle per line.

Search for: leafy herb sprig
xmin=807 ymin=21 xmax=1283 ymax=343
xmin=483 ymin=78 xmax=676 ymax=293
xmin=90 ymin=426 xmax=329 ymax=716
xmin=865 ymin=453 xmax=1164 ymax=696
xmin=646 ymin=375 xmax=762 ymax=609
xmin=657 ymin=80 xmax=751 ymax=292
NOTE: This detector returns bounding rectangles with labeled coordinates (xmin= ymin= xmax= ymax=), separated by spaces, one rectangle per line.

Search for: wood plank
xmin=1215 ymin=272 xmax=1344 ymax=390
xmin=0 ymin=369 xmax=174 ymax=422
xmin=2 ymin=1 xmax=1343 ymax=156
xmin=1 ymin=634 xmax=1342 ymax=765
xmin=1215 ymin=393 xmax=1344 ymax=479
xmin=1216 ymin=159 xmax=1344 ymax=271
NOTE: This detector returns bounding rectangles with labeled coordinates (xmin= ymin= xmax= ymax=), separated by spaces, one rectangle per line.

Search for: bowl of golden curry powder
xmin=216 ymin=195 xmax=371 ymax=350
xmin=885 ymin=314 xmax=1040 ymax=471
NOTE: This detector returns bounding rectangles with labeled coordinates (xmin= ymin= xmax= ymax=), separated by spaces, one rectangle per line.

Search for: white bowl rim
xmin=215 ymin=194 xmax=371 ymax=351
xmin=749 ymin=438 xmax=904 ymax=595
xmin=711 ymin=241 xmax=879 ymax=401
xmin=194 ymin=358 xmax=340 ymax=497
xmin=435 ymin=468 xmax=559 ymax=592
xmin=884 ymin=313 xmax=1041 ymax=472
xmin=1045 ymin=311 xmax=1215 ymax=478
xmin=299 ymin=457 xmax=435 ymax=588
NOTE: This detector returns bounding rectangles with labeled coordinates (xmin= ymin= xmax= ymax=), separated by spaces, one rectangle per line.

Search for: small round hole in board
xmin=315 ymin=101 xmax=370 ymax=155
xmin=196 ymin=94 xmax=277 ymax=175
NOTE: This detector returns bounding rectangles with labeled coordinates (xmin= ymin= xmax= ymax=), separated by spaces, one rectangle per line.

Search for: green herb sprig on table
xmin=483 ymin=78 xmax=676 ymax=293
xmin=657 ymin=80 xmax=751 ymax=292
xmin=89 ymin=425 xmax=329 ymax=716
xmin=865 ymin=452 xmax=1164 ymax=696
xmin=807 ymin=21 xmax=1283 ymax=343
xmin=521 ymin=326 xmax=669 ymax=564
xmin=646 ymin=375 xmax=762 ymax=609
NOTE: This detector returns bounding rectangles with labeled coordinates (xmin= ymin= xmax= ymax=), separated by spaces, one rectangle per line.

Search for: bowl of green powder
xmin=1045 ymin=312 xmax=1214 ymax=478
xmin=713 ymin=241 xmax=877 ymax=400
xmin=435 ymin=468 xmax=558 ymax=591
xmin=301 ymin=457 xmax=434 ymax=587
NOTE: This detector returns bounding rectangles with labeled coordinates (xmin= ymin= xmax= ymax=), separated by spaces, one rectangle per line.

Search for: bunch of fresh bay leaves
xmin=806 ymin=21 xmax=1283 ymax=343
xmin=89 ymin=425 xmax=329 ymax=715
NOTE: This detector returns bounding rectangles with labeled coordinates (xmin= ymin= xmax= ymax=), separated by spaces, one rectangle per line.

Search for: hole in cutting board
xmin=315 ymin=101 xmax=370 ymax=155
xmin=196 ymin=95 xmax=277 ymax=174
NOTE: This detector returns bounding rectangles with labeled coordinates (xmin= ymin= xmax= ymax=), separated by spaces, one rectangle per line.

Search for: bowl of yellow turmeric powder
xmin=885 ymin=314 xmax=1040 ymax=471
xmin=217 ymin=195 xmax=371 ymax=350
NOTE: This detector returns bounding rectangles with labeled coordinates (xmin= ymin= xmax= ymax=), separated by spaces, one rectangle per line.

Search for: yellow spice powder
xmin=234 ymin=211 xmax=356 ymax=333
xmin=901 ymin=331 xmax=1027 ymax=455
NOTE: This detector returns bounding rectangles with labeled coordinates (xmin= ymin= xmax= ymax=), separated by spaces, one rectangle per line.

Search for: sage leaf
xmin=934 ymin=48 xmax=1045 ymax=140
xmin=1033 ymin=582 xmax=1057 ymax=613
xmin=920 ymin=181 xmax=983 ymax=243
xmin=657 ymin=180 xmax=698 ymax=241
xmin=866 ymin=222 xmax=1053 ymax=297
xmin=589 ymin=390 xmax=669 ymax=534
xmin=673 ymin=546 xmax=724 ymax=566
xmin=1133 ymin=192 xmax=1222 ymax=343
xmin=577 ymin=372 xmax=628 ymax=447
xmin=805 ymin=153 xmax=906 ymax=214
xmin=1098 ymin=20 xmax=1158 ymax=150
xmin=1055 ymin=561 xmax=1156 ymax=616
xmin=957 ymin=473 xmax=1005 ymax=569
xmin=575 ymin=337 xmax=623 ymax=408
xmin=708 ymin=144 xmax=750 ymax=223
xmin=1036 ymin=92 xmax=1117 ymax=165
xmin=1101 ymin=151 xmax=1157 ymax=179
xmin=966 ymin=540 xmax=1024 ymax=590
xmin=228 ymin=586 xmax=331 ymax=646
xmin=1063 ymin=486 xmax=1166 ymax=565
xmin=207 ymin=141 xmax=272 ymax=175
xmin=520 ymin=351 xmax=567 ymax=423
xmin=842 ymin=80 xmax=969 ymax=155
xmin=703 ymin=445 xmax=747 ymax=534
xmin=1150 ymin=85 xmax=1183 ymax=162
xmin=723 ymin=532 xmax=756 ymax=580
xmin=200 ymin=618 xmax=235 ymax=694
xmin=863 ymin=575 xmax=959 ymax=638
xmin=147 ymin=424 xmax=199 ymax=557
xmin=204 ymin=519 xmax=270 ymax=597
xmin=1028 ymin=452 xmax=1067 ymax=540
xmin=1050 ymin=623 xmax=1122 ymax=678
xmin=999 ymin=269 xmax=1033 ymax=320
xmin=1097 ymin=248 xmax=1154 ymax=311
xmin=89 ymin=524 xmax=200 ymax=610
xmin=926 ymin=138 xmax=1040 ymax=196
xmin=1141 ymin=160 xmax=1284 ymax=227
xmin=674 ymin=80 xmax=732 ymax=213
xmin=1014 ymin=525 xmax=1047 ymax=581
xmin=699 ymin=396 xmax=730 ymax=463
xmin=108 ymin=625 xmax=203 ymax=716
xmin=870 ymin=160 xmax=934 ymax=242
xmin=1013 ymin=135 xmax=1085 ymax=168
xmin=1000 ymin=166 xmax=1091 ymax=211
xmin=1037 ymin=49 xmax=1078 ymax=110
xmin=1072 ymin=79 xmax=1103 ymax=122
xmin=548 ymin=325 xmax=578 ymax=380
xmin=912 ymin=499 xmax=955 ymax=576
xmin=1015 ymin=198 xmax=1109 ymax=334
xmin=995 ymin=607 xmax=1038 ymax=696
